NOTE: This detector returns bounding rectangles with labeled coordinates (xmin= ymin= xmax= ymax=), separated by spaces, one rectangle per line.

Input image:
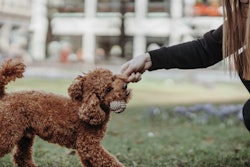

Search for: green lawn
xmin=1 ymin=77 xmax=250 ymax=167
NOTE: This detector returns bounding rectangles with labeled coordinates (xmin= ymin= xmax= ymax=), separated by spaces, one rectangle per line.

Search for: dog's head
xmin=68 ymin=68 xmax=131 ymax=125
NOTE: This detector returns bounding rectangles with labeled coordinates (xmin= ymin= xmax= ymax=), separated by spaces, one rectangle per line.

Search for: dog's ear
xmin=68 ymin=75 xmax=85 ymax=101
xmin=79 ymin=93 xmax=106 ymax=125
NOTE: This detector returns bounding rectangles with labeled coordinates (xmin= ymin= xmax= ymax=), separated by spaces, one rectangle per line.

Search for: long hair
xmin=223 ymin=0 xmax=250 ymax=79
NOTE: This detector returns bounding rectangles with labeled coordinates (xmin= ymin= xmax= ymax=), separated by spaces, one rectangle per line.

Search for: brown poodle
xmin=0 ymin=58 xmax=131 ymax=167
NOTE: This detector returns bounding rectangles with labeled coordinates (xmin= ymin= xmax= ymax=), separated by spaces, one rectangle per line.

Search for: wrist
xmin=145 ymin=52 xmax=151 ymax=60
xmin=145 ymin=52 xmax=152 ymax=70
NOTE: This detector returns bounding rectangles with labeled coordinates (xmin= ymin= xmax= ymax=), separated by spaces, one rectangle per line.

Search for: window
xmin=97 ymin=0 xmax=134 ymax=13
xmin=54 ymin=0 xmax=85 ymax=13
xmin=148 ymin=0 xmax=171 ymax=13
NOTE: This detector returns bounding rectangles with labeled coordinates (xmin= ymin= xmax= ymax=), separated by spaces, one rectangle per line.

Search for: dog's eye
xmin=106 ymin=87 xmax=113 ymax=93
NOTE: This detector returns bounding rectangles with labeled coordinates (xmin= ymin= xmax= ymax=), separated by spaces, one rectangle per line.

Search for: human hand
xmin=120 ymin=53 xmax=152 ymax=83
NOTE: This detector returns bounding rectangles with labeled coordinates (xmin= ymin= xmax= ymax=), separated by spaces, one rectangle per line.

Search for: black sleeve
xmin=148 ymin=25 xmax=223 ymax=71
xmin=240 ymin=77 xmax=250 ymax=93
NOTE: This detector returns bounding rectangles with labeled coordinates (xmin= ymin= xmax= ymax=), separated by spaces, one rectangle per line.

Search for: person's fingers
xmin=121 ymin=62 xmax=136 ymax=76
xmin=126 ymin=73 xmax=135 ymax=82
xmin=123 ymin=65 xmax=138 ymax=77
xmin=134 ymin=72 xmax=142 ymax=82
xmin=120 ymin=62 xmax=130 ymax=74
xmin=126 ymin=72 xmax=142 ymax=83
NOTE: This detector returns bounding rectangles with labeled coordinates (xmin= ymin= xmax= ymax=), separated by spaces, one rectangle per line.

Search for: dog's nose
xmin=122 ymin=83 xmax=127 ymax=90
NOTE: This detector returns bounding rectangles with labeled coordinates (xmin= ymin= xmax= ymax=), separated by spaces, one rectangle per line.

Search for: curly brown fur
xmin=0 ymin=58 xmax=131 ymax=167
xmin=0 ymin=59 xmax=26 ymax=97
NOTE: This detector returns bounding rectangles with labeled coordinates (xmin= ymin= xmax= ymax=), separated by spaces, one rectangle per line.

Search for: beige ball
xmin=110 ymin=100 xmax=126 ymax=113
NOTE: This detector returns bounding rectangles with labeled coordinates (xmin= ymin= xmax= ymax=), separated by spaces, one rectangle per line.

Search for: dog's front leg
xmin=77 ymin=145 xmax=124 ymax=167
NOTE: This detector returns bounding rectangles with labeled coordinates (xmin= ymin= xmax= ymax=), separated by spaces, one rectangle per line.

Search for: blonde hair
xmin=223 ymin=0 xmax=250 ymax=79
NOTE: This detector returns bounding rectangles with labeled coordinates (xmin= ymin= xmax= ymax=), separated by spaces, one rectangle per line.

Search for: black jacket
xmin=148 ymin=25 xmax=250 ymax=93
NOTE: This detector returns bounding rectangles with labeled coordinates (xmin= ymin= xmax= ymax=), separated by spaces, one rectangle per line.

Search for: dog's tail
xmin=0 ymin=58 xmax=26 ymax=97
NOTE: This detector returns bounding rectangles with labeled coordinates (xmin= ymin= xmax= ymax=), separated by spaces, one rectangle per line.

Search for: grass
xmin=1 ymin=76 xmax=250 ymax=167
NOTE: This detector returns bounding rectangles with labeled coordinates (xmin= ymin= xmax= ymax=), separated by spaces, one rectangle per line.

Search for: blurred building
xmin=0 ymin=0 xmax=32 ymax=62
xmin=0 ymin=0 xmax=223 ymax=64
